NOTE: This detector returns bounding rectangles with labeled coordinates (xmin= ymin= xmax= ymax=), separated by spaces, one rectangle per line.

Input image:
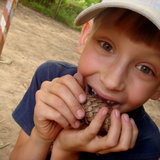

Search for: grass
xmin=19 ymin=0 xmax=84 ymax=30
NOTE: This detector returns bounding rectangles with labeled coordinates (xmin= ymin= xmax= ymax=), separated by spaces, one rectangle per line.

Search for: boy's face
xmin=77 ymin=14 xmax=160 ymax=113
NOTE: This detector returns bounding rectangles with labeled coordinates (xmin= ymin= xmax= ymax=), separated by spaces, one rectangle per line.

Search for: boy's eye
xmin=136 ymin=65 xmax=154 ymax=75
xmin=100 ymin=41 xmax=113 ymax=53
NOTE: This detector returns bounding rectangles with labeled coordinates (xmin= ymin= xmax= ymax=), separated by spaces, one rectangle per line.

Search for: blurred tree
xmin=85 ymin=0 xmax=102 ymax=6
xmin=53 ymin=0 xmax=62 ymax=18
xmin=64 ymin=0 xmax=101 ymax=8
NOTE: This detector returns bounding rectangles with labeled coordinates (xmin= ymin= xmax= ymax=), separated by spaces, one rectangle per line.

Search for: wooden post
xmin=0 ymin=0 xmax=19 ymax=57
xmin=53 ymin=0 xmax=62 ymax=18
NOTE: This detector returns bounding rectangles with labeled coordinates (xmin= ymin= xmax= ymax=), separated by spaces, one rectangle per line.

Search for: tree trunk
xmin=53 ymin=0 xmax=62 ymax=18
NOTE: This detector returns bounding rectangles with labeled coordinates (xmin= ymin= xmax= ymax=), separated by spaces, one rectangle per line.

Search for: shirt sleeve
xmin=12 ymin=60 xmax=77 ymax=135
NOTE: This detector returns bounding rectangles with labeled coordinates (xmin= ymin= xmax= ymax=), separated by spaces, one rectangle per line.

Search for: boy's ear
xmin=77 ymin=21 xmax=93 ymax=54
xmin=150 ymin=88 xmax=160 ymax=100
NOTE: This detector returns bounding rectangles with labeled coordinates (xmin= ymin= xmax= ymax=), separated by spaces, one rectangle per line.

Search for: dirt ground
xmin=0 ymin=0 xmax=159 ymax=159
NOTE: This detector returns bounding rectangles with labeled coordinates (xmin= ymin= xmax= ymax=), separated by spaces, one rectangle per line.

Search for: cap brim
xmin=74 ymin=1 xmax=160 ymax=30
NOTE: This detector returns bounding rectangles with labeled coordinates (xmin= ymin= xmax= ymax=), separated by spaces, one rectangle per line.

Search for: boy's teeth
xmin=106 ymin=100 xmax=115 ymax=106
xmin=91 ymin=88 xmax=97 ymax=95
xmin=107 ymin=100 xmax=113 ymax=104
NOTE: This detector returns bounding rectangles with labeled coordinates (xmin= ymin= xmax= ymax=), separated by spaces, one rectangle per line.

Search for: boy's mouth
xmin=87 ymin=85 xmax=119 ymax=108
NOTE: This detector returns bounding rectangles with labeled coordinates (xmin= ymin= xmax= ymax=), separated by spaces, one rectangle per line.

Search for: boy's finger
xmin=84 ymin=107 xmax=109 ymax=140
xmin=34 ymin=101 xmax=69 ymax=128
xmin=95 ymin=109 xmax=121 ymax=149
xmin=83 ymin=109 xmax=121 ymax=153
xmin=36 ymin=90 xmax=80 ymax=129
xmin=50 ymin=76 xmax=86 ymax=119
xmin=97 ymin=113 xmax=133 ymax=154
xmin=117 ymin=114 xmax=133 ymax=151
xmin=130 ymin=118 xmax=138 ymax=149
xmin=50 ymin=82 xmax=85 ymax=120
xmin=53 ymin=75 xmax=86 ymax=104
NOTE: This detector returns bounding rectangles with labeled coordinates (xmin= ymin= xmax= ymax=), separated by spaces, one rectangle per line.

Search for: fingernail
xmin=76 ymin=109 xmax=84 ymax=119
xmin=79 ymin=94 xmax=86 ymax=103
xmin=114 ymin=109 xmax=120 ymax=118
xmin=74 ymin=120 xmax=80 ymax=128
xmin=124 ymin=114 xmax=129 ymax=122
xmin=102 ymin=108 xmax=108 ymax=116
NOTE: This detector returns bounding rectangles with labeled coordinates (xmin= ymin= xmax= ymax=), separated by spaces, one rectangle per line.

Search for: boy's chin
xmin=119 ymin=105 xmax=141 ymax=113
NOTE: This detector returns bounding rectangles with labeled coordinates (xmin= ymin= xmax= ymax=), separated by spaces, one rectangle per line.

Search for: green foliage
xmin=71 ymin=0 xmax=102 ymax=7
xmin=19 ymin=0 xmax=101 ymax=30
xmin=56 ymin=2 xmax=84 ymax=30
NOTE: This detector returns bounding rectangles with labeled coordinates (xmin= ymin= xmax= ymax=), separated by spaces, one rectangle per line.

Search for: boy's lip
xmin=87 ymin=85 xmax=121 ymax=108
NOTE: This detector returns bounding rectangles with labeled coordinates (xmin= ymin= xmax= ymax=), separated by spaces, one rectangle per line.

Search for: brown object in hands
xmin=81 ymin=93 xmax=112 ymax=136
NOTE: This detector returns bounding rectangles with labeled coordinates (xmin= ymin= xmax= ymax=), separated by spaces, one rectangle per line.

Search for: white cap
xmin=74 ymin=0 xmax=160 ymax=30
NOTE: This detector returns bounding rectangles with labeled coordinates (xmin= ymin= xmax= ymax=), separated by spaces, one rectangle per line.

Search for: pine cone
xmin=81 ymin=93 xmax=112 ymax=136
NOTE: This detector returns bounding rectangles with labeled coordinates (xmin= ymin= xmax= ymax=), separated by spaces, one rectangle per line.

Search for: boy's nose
xmin=100 ymin=63 xmax=126 ymax=92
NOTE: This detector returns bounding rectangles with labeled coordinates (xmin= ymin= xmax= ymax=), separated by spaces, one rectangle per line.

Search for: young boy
xmin=10 ymin=0 xmax=160 ymax=160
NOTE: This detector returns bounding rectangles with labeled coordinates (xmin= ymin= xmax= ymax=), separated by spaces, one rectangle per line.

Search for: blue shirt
xmin=12 ymin=60 xmax=160 ymax=160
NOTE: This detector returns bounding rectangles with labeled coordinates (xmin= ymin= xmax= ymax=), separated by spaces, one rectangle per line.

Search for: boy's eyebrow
xmin=93 ymin=8 xmax=160 ymax=50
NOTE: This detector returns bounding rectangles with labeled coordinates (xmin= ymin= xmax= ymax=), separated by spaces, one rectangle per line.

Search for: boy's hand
xmin=33 ymin=73 xmax=86 ymax=142
xmin=52 ymin=108 xmax=138 ymax=157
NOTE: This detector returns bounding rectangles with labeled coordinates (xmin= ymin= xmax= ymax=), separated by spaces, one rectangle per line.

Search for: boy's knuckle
xmin=41 ymin=81 xmax=50 ymax=89
xmin=36 ymin=89 xmax=41 ymax=95
xmin=35 ymin=90 xmax=42 ymax=99
xmin=52 ymin=77 xmax=59 ymax=83
xmin=56 ymin=84 xmax=67 ymax=93
xmin=61 ymin=74 xmax=72 ymax=83
xmin=65 ymin=74 xmax=72 ymax=78
xmin=64 ymin=74 xmax=73 ymax=80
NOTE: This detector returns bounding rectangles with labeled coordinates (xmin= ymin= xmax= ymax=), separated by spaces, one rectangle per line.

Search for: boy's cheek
xmin=126 ymin=94 xmax=153 ymax=111
xmin=78 ymin=58 xmax=100 ymax=77
xmin=78 ymin=61 xmax=91 ymax=77
xmin=120 ymin=88 xmax=153 ymax=113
